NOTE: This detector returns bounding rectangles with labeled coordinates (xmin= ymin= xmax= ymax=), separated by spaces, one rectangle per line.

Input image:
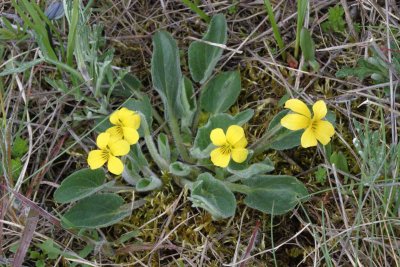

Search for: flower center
xmin=116 ymin=125 xmax=123 ymax=135
xmin=310 ymin=119 xmax=318 ymax=131
xmin=220 ymin=144 xmax=232 ymax=155
xmin=101 ymin=149 xmax=111 ymax=161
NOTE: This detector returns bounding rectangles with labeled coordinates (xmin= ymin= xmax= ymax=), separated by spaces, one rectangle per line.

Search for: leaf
xmin=200 ymin=71 xmax=241 ymax=113
xmin=129 ymin=144 xmax=149 ymax=169
xmin=54 ymin=168 xmax=107 ymax=203
xmin=111 ymin=73 xmax=142 ymax=97
xmin=330 ymin=151 xmax=349 ymax=180
xmin=136 ymin=176 xmax=162 ymax=192
xmin=189 ymin=173 xmax=236 ymax=220
xmin=123 ymin=145 xmax=149 ymax=185
xmin=188 ymin=14 xmax=227 ymax=83
xmin=243 ymin=175 xmax=309 ymax=215
xmin=61 ymin=193 xmax=131 ymax=228
xmin=315 ymin=166 xmax=327 ymax=184
xmin=66 ymin=0 xmax=79 ymax=67
xmin=322 ymin=5 xmax=346 ymax=33
xmin=228 ymin=158 xmax=274 ymax=180
xmin=191 ymin=109 xmax=254 ymax=158
xmin=151 ymin=31 xmax=184 ymax=117
xmin=0 ymin=58 xmax=44 ymax=77
xmin=180 ymin=76 xmax=197 ymax=129
xmin=13 ymin=0 xmax=58 ymax=61
xmin=37 ymin=239 xmax=63 ymax=260
xmin=169 ymin=162 xmax=193 ymax=177
xmin=114 ymin=230 xmax=140 ymax=245
xmin=12 ymin=137 xmax=28 ymax=158
xmin=300 ymin=28 xmax=315 ymax=59
xmin=268 ymin=110 xmax=302 ymax=150
xmin=300 ymin=28 xmax=319 ymax=71
xmin=11 ymin=158 xmax=23 ymax=179
xmin=157 ymin=133 xmax=171 ymax=163
xmin=335 ymin=58 xmax=388 ymax=81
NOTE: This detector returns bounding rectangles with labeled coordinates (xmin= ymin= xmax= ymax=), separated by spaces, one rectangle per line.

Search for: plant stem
xmin=181 ymin=0 xmax=210 ymax=22
xmin=263 ymin=0 xmax=286 ymax=60
xmin=168 ymin=109 xmax=193 ymax=163
xmin=224 ymin=181 xmax=251 ymax=194
xmin=250 ymin=123 xmax=282 ymax=156
xmin=141 ymin=114 xmax=169 ymax=171
xmin=174 ymin=176 xmax=194 ymax=189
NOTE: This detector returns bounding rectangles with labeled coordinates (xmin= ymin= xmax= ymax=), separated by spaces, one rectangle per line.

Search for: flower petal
xmin=122 ymin=112 xmax=141 ymax=129
xmin=210 ymin=147 xmax=231 ymax=168
xmin=96 ymin=132 xmax=110 ymax=149
xmin=109 ymin=140 xmax=130 ymax=156
xmin=107 ymin=156 xmax=124 ymax=175
xmin=313 ymin=120 xmax=335 ymax=145
xmin=117 ymin=108 xmax=131 ymax=120
xmin=226 ymin=125 xmax=246 ymax=146
xmin=87 ymin=150 xmax=107 ymax=169
xmin=107 ymin=126 xmax=124 ymax=141
xmin=231 ymin=148 xmax=248 ymax=163
xmin=110 ymin=109 xmax=122 ymax=125
xmin=284 ymin=99 xmax=311 ymax=118
xmin=301 ymin=127 xmax=318 ymax=148
xmin=122 ymin=127 xmax=139 ymax=145
xmin=210 ymin=128 xmax=226 ymax=146
xmin=280 ymin=114 xmax=310 ymax=130
xmin=232 ymin=136 xmax=248 ymax=148
xmin=312 ymin=100 xmax=327 ymax=120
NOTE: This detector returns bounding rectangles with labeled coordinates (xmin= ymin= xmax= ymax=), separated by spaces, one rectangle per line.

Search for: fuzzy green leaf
xmin=243 ymin=175 xmax=308 ymax=215
xmin=188 ymin=14 xmax=227 ymax=83
xmin=300 ymin=28 xmax=315 ymax=61
xmin=228 ymin=158 xmax=274 ymax=180
xmin=54 ymin=169 xmax=107 ymax=203
xmin=61 ymin=193 xmax=131 ymax=228
xmin=180 ymin=76 xmax=197 ymax=129
xmin=190 ymin=173 xmax=236 ymax=220
xmin=136 ymin=176 xmax=162 ymax=192
xmin=157 ymin=133 xmax=171 ymax=163
xmin=169 ymin=162 xmax=192 ymax=177
xmin=200 ymin=71 xmax=241 ymax=113
xmin=330 ymin=151 xmax=349 ymax=175
xmin=151 ymin=31 xmax=183 ymax=117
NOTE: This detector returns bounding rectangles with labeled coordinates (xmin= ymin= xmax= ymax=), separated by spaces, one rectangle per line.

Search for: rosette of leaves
xmin=55 ymin=14 xmax=310 ymax=229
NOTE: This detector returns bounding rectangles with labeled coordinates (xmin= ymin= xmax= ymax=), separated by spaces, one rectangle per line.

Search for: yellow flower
xmin=87 ymin=132 xmax=130 ymax=175
xmin=280 ymin=99 xmax=335 ymax=148
xmin=107 ymin=108 xmax=140 ymax=145
xmin=210 ymin=125 xmax=249 ymax=168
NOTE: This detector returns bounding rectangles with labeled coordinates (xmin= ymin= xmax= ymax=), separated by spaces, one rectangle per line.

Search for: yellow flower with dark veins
xmin=87 ymin=132 xmax=130 ymax=175
xmin=280 ymin=99 xmax=335 ymax=148
xmin=107 ymin=108 xmax=141 ymax=145
xmin=210 ymin=125 xmax=249 ymax=168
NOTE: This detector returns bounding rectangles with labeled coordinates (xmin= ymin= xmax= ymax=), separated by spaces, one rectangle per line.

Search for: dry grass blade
xmin=12 ymin=209 xmax=39 ymax=267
